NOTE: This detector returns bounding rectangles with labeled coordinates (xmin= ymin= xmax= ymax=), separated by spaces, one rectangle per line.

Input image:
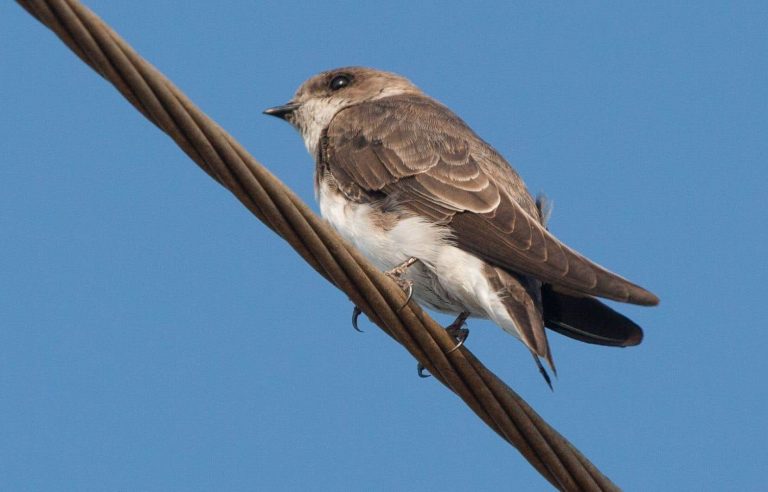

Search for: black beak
xmin=263 ymin=102 xmax=299 ymax=120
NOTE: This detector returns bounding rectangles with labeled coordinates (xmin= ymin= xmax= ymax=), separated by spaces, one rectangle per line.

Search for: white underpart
xmin=295 ymin=98 xmax=347 ymax=156
xmin=318 ymin=181 xmax=525 ymax=341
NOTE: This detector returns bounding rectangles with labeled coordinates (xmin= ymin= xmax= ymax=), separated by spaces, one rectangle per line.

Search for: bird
xmin=264 ymin=67 xmax=658 ymax=385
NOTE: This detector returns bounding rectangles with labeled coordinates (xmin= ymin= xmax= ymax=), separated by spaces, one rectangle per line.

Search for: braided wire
xmin=16 ymin=1 xmax=621 ymax=490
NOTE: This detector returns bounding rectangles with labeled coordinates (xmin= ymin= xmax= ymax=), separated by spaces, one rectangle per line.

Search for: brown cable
xmin=16 ymin=1 xmax=622 ymax=490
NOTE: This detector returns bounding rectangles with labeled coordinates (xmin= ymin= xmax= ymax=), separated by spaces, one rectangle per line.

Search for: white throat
xmin=294 ymin=98 xmax=346 ymax=157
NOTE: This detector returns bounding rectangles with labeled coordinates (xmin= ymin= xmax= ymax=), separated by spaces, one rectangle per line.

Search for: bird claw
xmin=445 ymin=326 xmax=470 ymax=355
xmin=397 ymin=280 xmax=414 ymax=311
xmin=352 ymin=306 xmax=364 ymax=332
xmin=416 ymin=312 xmax=471 ymax=380
xmin=445 ymin=312 xmax=470 ymax=354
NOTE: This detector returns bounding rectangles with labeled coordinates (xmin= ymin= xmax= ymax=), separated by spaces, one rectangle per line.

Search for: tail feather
xmin=532 ymin=352 xmax=554 ymax=391
xmin=542 ymin=285 xmax=644 ymax=347
xmin=487 ymin=266 xmax=555 ymax=374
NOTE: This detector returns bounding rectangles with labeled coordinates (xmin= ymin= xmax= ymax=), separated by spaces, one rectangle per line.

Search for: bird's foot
xmin=349 ymin=257 xmax=419 ymax=332
xmin=445 ymin=312 xmax=470 ymax=355
xmin=385 ymin=257 xmax=419 ymax=310
xmin=415 ymin=312 xmax=471 ymax=378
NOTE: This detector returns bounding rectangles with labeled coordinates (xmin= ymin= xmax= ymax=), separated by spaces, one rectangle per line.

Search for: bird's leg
xmin=387 ymin=256 xmax=420 ymax=277
xmin=350 ymin=257 xmax=419 ymax=332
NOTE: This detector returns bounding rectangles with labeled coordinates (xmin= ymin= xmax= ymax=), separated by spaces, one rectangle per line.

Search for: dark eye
xmin=329 ymin=74 xmax=351 ymax=91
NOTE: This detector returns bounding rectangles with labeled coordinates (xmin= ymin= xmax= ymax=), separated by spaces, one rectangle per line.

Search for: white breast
xmin=317 ymin=180 xmax=515 ymax=327
xmin=317 ymin=181 xmax=448 ymax=272
xmin=318 ymin=180 xmax=534 ymax=343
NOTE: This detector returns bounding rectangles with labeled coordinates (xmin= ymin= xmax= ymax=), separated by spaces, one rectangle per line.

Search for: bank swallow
xmin=265 ymin=67 xmax=658 ymax=384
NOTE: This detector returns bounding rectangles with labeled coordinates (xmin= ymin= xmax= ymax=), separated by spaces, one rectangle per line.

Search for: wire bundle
xmin=16 ymin=1 xmax=620 ymax=489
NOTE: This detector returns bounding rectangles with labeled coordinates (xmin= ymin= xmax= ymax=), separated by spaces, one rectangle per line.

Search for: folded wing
xmin=324 ymin=95 xmax=659 ymax=306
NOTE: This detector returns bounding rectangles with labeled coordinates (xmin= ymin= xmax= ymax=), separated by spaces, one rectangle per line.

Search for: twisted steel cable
xmin=16 ymin=1 xmax=621 ymax=490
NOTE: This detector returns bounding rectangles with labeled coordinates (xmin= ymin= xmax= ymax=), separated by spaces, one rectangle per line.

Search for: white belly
xmin=318 ymin=181 xmax=499 ymax=319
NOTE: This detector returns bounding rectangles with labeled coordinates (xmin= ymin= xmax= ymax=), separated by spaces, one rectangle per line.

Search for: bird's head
xmin=264 ymin=67 xmax=421 ymax=154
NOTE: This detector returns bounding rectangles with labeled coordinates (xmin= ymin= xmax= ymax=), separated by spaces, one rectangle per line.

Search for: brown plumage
xmin=324 ymin=94 xmax=659 ymax=305
xmin=265 ymin=67 xmax=658 ymax=380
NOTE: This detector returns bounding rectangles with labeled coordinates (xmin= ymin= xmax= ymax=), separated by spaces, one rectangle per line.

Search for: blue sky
xmin=1 ymin=1 xmax=766 ymax=490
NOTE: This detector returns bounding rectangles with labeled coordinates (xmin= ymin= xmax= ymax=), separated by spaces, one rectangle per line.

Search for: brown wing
xmin=324 ymin=95 xmax=659 ymax=306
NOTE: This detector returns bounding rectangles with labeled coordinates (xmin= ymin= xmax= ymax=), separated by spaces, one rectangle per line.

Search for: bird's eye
xmin=329 ymin=74 xmax=351 ymax=91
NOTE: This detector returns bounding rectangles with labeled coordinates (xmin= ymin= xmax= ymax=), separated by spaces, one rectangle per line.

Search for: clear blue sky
xmin=2 ymin=1 xmax=766 ymax=490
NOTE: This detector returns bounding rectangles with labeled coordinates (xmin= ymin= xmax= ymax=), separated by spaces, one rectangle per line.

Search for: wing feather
xmin=324 ymin=95 xmax=658 ymax=306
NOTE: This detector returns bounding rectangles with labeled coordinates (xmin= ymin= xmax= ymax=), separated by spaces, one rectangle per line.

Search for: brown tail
xmin=488 ymin=266 xmax=556 ymax=376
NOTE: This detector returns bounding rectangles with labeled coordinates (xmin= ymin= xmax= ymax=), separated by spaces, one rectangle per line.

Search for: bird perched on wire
xmin=265 ymin=67 xmax=658 ymax=386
